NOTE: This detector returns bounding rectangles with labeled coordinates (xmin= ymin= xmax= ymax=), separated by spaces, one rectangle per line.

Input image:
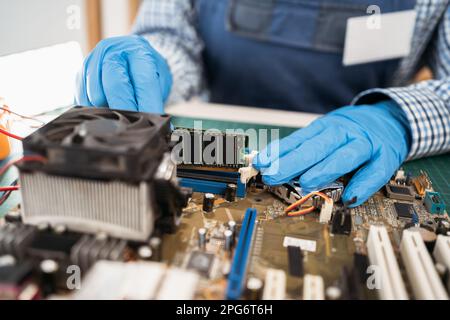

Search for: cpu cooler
xmin=18 ymin=107 xmax=191 ymax=241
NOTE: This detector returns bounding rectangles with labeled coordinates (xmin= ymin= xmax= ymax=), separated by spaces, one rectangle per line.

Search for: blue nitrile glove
xmin=253 ymin=101 xmax=411 ymax=207
xmin=75 ymin=35 xmax=172 ymax=114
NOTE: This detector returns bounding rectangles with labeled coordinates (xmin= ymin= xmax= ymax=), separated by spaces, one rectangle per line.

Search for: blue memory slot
xmin=179 ymin=170 xmax=246 ymax=198
xmin=226 ymin=208 xmax=257 ymax=300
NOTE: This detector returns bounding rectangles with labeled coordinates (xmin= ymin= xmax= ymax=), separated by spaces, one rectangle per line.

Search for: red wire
xmin=0 ymin=127 xmax=23 ymax=140
xmin=0 ymin=185 xmax=19 ymax=192
xmin=0 ymin=155 xmax=47 ymax=177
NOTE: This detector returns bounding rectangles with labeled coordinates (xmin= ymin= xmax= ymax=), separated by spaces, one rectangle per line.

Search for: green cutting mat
xmin=403 ymin=154 xmax=450 ymax=205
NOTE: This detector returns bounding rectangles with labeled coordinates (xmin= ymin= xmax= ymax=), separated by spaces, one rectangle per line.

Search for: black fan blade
xmin=113 ymin=111 xmax=132 ymax=125
xmin=45 ymin=126 xmax=77 ymax=142
xmin=126 ymin=116 xmax=153 ymax=130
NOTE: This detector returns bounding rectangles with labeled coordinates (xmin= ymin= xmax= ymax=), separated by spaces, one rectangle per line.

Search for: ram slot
xmin=366 ymin=225 xmax=408 ymax=300
xmin=401 ymin=230 xmax=448 ymax=300
xmin=226 ymin=208 xmax=257 ymax=300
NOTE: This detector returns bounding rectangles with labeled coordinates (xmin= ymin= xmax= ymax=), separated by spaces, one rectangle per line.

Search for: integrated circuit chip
xmin=393 ymin=202 xmax=414 ymax=219
xmin=186 ymin=251 xmax=215 ymax=277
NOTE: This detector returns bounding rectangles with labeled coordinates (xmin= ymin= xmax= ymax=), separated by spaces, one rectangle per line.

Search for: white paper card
xmin=283 ymin=236 xmax=316 ymax=252
xmin=343 ymin=10 xmax=416 ymax=66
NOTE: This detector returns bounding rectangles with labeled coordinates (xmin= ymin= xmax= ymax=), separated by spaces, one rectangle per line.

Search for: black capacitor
xmin=246 ymin=277 xmax=263 ymax=300
xmin=40 ymin=259 xmax=59 ymax=296
xmin=203 ymin=193 xmax=215 ymax=213
xmin=225 ymin=184 xmax=237 ymax=202
xmin=436 ymin=220 xmax=450 ymax=236
xmin=4 ymin=211 xmax=22 ymax=224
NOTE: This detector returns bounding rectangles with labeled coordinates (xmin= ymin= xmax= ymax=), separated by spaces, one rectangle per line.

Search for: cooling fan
xmin=22 ymin=107 xmax=171 ymax=181
xmin=17 ymin=107 xmax=190 ymax=241
xmin=46 ymin=108 xmax=155 ymax=149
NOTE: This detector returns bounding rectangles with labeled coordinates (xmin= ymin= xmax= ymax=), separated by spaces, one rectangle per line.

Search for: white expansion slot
xmin=401 ymin=230 xmax=449 ymax=300
xmin=433 ymin=235 xmax=450 ymax=270
xmin=262 ymin=268 xmax=286 ymax=300
xmin=366 ymin=225 xmax=408 ymax=300
xmin=303 ymin=274 xmax=324 ymax=300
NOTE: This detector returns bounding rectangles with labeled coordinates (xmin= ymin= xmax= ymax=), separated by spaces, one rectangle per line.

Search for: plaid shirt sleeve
xmin=353 ymin=6 xmax=450 ymax=160
xmin=132 ymin=0 xmax=204 ymax=105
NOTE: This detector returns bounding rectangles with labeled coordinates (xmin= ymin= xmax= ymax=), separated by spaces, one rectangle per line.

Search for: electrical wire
xmin=0 ymin=190 xmax=13 ymax=206
xmin=0 ymin=156 xmax=45 ymax=205
xmin=0 ymin=180 xmax=18 ymax=206
xmin=287 ymin=206 xmax=316 ymax=217
xmin=0 ymin=106 xmax=45 ymax=125
xmin=0 ymin=127 xmax=23 ymax=140
xmin=0 ymin=155 xmax=47 ymax=178
xmin=284 ymin=191 xmax=332 ymax=217
xmin=0 ymin=185 xmax=19 ymax=192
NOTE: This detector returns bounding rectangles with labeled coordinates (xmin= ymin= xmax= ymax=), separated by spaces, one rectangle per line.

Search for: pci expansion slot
xmin=401 ymin=230 xmax=448 ymax=300
xmin=226 ymin=208 xmax=257 ymax=300
xmin=366 ymin=225 xmax=408 ymax=300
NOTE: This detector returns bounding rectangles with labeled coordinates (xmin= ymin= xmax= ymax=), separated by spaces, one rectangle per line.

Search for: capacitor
xmin=224 ymin=230 xmax=233 ymax=252
xmin=138 ymin=245 xmax=153 ymax=261
xmin=326 ymin=286 xmax=342 ymax=300
xmin=0 ymin=255 xmax=16 ymax=267
xmin=37 ymin=222 xmax=49 ymax=232
xmin=228 ymin=220 xmax=237 ymax=245
xmin=228 ymin=220 xmax=236 ymax=234
xmin=4 ymin=210 xmax=21 ymax=224
xmin=225 ymin=184 xmax=237 ymax=202
xmin=40 ymin=259 xmax=59 ymax=296
xmin=203 ymin=193 xmax=215 ymax=213
xmin=436 ymin=220 xmax=450 ymax=236
xmin=96 ymin=232 xmax=108 ymax=241
xmin=149 ymin=237 xmax=162 ymax=261
xmin=53 ymin=224 xmax=67 ymax=235
xmin=198 ymin=228 xmax=207 ymax=249
xmin=246 ymin=277 xmax=263 ymax=300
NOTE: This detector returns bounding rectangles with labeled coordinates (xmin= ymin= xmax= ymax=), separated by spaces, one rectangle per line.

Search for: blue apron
xmin=195 ymin=0 xmax=416 ymax=113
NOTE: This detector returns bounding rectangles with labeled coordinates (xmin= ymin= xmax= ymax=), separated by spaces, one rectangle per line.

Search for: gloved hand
xmin=253 ymin=101 xmax=411 ymax=207
xmin=76 ymin=35 xmax=172 ymax=114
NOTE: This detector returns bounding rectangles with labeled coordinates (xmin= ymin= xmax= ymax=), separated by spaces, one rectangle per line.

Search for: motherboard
xmin=0 ymin=107 xmax=449 ymax=300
